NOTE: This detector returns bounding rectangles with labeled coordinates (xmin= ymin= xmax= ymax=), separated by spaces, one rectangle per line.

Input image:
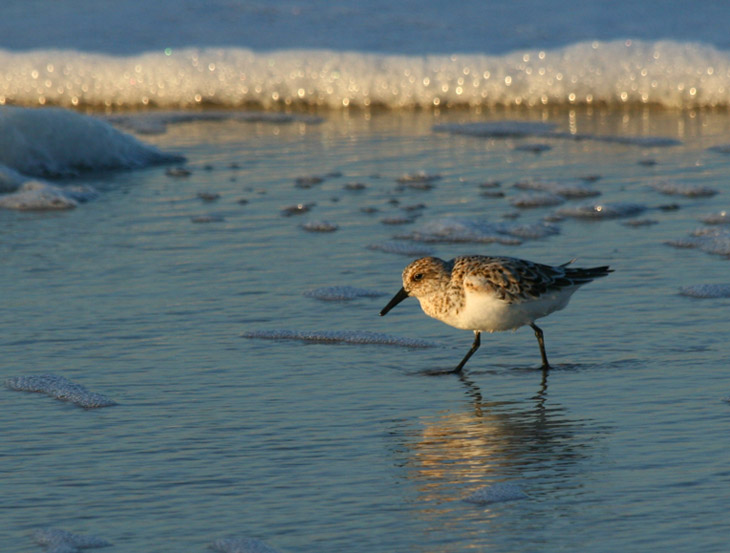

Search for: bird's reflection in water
xmin=392 ymin=369 xmax=604 ymax=510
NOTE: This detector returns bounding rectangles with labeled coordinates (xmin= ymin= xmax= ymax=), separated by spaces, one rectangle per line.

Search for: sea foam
xmin=0 ymin=106 xmax=183 ymax=178
xmin=3 ymin=40 xmax=730 ymax=110
xmin=303 ymin=286 xmax=385 ymax=301
xmin=242 ymin=329 xmax=437 ymax=348
xmin=397 ymin=217 xmax=559 ymax=244
xmin=5 ymin=375 xmax=117 ymax=408
xmin=33 ymin=528 xmax=111 ymax=552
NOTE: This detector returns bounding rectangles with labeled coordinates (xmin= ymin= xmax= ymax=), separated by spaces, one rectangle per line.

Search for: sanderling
xmin=380 ymin=255 xmax=612 ymax=372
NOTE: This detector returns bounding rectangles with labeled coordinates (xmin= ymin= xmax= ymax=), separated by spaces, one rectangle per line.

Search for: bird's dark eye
xmin=413 ymin=273 xmax=424 ymax=281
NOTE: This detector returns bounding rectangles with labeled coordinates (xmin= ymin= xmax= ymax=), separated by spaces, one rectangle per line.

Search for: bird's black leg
xmin=452 ymin=331 xmax=481 ymax=373
xmin=530 ymin=323 xmax=551 ymax=370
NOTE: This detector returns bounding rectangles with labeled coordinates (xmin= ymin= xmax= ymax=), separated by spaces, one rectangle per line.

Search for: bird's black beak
xmin=380 ymin=287 xmax=409 ymax=316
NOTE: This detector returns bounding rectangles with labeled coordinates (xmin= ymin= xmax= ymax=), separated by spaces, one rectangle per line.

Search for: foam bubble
xmin=513 ymin=179 xmax=601 ymax=198
xmin=667 ymin=227 xmax=730 ymax=257
xmin=33 ymin=528 xmax=112 ymax=552
xmin=303 ymin=286 xmax=385 ymax=301
xmin=700 ymin=211 xmax=730 ymax=225
xmin=301 ymin=220 xmax=339 ymax=232
xmin=556 ymin=202 xmax=647 ymax=219
xmin=509 ymin=192 xmax=565 ymax=208
xmin=211 ymin=536 xmax=283 ymax=553
xmin=650 ymin=181 xmax=718 ymax=197
xmin=397 ymin=217 xmax=558 ymax=244
xmin=463 ymin=482 xmax=528 ymax=505
xmin=242 ymin=329 xmax=438 ymax=348
xmin=5 ymin=375 xmax=117 ymax=408
xmin=0 ymin=181 xmax=91 ymax=210
xmin=679 ymin=284 xmax=730 ymax=298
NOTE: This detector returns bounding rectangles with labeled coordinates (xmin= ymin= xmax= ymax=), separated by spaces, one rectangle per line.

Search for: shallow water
xmin=3 ymin=107 xmax=730 ymax=552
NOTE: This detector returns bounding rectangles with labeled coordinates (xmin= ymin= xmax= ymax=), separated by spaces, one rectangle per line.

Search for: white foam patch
xmin=303 ymin=286 xmax=386 ymax=301
xmin=0 ymin=106 xmax=183 ymax=177
xmin=5 ymin=375 xmax=117 ymax=408
xmin=679 ymin=284 xmax=730 ymax=298
xmin=242 ymin=329 xmax=438 ymax=348
xmin=301 ymin=220 xmax=339 ymax=232
xmin=0 ymin=181 xmax=99 ymax=211
xmin=700 ymin=211 xmax=730 ymax=225
xmin=667 ymin=227 xmax=730 ymax=257
xmin=33 ymin=528 xmax=111 ymax=552
xmin=556 ymin=202 xmax=647 ymax=219
xmin=211 ymin=536 xmax=283 ymax=553
xmin=3 ymin=40 xmax=730 ymax=109
xmin=367 ymin=240 xmax=435 ymax=256
xmin=463 ymin=482 xmax=528 ymax=505
xmin=513 ymin=179 xmax=601 ymax=198
xmin=650 ymin=181 xmax=718 ymax=197
xmin=397 ymin=217 xmax=559 ymax=244
xmin=509 ymin=192 xmax=565 ymax=208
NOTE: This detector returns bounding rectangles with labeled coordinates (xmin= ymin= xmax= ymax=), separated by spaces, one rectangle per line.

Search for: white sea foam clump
xmin=700 ymin=211 xmax=730 ymax=225
xmin=667 ymin=227 xmax=730 ymax=257
xmin=33 ymin=528 xmax=111 ymax=552
xmin=650 ymin=180 xmax=718 ymax=197
xmin=0 ymin=106 xmax=183 ymax=177
xmin=0 ymin=181 xmax=98 ymax=210
xmin=3 ymin=40 xmax=730 ymax=109
xmin=556 ymin=202 xmax=647 ymax=219
xmin=5 ymin=375 xmax=117 ymax=408
xmin=398 ymin=218 xmax=559 ymax=244
xmin=679 ymin=284 xmax=730 ymax=298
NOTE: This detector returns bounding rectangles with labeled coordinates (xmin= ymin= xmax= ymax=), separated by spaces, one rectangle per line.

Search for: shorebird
xmin=380 ymin=255 xmax=612 ymax=372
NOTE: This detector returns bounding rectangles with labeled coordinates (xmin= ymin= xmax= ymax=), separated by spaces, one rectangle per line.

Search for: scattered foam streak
xmin=33 ymin=528 xmax=111 ymax=552
xmin=463 ymin=482 xmax=528 ymax=505
xmin=556 ymin=202 xmax=647 ymax=219
xmin=211 ymin=536 xmax=283 ymax=553
xmin=242 ymin=329 xmax=438 ymax=348
xmin=301 ymin=220 xmax=339 ymax=232
xmin=679 ymin=284 xmax=730 ymax=298
xmin=303 ymin=286 xmax=386 ymax=301
xmin=5 ymin=375 xmax=117 ymax=408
